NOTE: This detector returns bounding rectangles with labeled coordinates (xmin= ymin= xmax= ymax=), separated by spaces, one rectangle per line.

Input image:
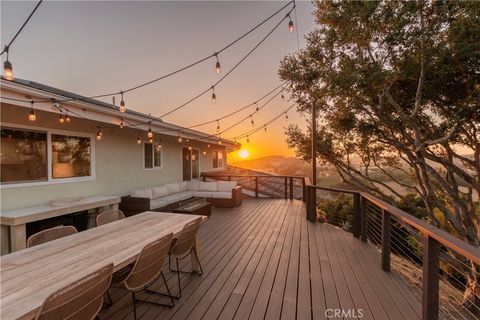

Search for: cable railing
xmin=200 ymin=173 xmax=308 ymax=201
xmin=305 ymin=184 xmax=480 ymax=320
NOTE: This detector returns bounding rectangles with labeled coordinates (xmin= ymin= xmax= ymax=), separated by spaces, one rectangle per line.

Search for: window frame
xmin=143 ymin=141 xmax=163 ymax=170
xmin=0 ymin=122 xmax=96 ymax=189
xmin=212 ymin=150 xmax=224 ymax=169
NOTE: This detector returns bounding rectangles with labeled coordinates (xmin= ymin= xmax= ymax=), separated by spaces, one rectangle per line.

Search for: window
xmin=1 ymin=126 xmax=95 ymax=187
xmin=144 ymin=142 xmax=162 ymax=169
xmin=51 ymin=134 xmax=91 ymax=179
xmin=212 ymin=151 xmax=224 ymax=169
xmin=1 ymin=128 xmax=48 ymax=183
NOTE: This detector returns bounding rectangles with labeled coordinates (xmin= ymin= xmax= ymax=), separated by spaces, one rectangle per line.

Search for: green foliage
xmin=317 ymin=194 xmax=354 ymax=231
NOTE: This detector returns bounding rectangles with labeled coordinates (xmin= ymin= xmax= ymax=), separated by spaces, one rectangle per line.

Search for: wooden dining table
xmin=0 ymin=211 xmax=206 ymax=320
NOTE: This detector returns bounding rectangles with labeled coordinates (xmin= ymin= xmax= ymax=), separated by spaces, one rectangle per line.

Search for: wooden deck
xmin=99 ymin=198 xmax=421 ymax=320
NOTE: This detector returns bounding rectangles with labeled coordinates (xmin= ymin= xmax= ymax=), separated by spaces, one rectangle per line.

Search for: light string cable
xmin=141 ymin=4 xmax=296 ymax=122
xmin=1 ymin=0 xmax=43 ymax=55
xmin=0 ymin=0 xmax=294 ymax=105
xmin=202 ymin=85 xmax=288 ymax=140
xmin=229 ymin=103 xmax=296 ymax=141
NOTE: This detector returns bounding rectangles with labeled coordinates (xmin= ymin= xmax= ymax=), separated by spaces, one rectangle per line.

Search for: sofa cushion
xmin=198 ymin=182 xmax=218 ymax=192
xmin=211 ymin=191 xmax=233 ymax=199
xmin=193 ymin=191 xmax=213 ymax=198
xmin=166 ymin=183 xmax=181 ymax=194
xmin=217 ymin=181 xmax=237 ymax=192
xmin=150 ymin=198 xmax=168 ymax=210
xmin=179 ymin=181 xmax=187 ymax=192
xmin=152 ymin=185 xmax=168 ymax=199
xmin=160 ymin=191 xmax=194 ymax=204
xmin=131 ymin=188 xmax=153 ymax=199
xmin=186 ymin=180 xmax=200 ymax=191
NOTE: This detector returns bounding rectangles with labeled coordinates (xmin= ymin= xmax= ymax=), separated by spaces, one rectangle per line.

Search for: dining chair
xmin=168 ymin=217 xmax=203 ymax=299
xmin=34 ymin=263 xmax=113 ymax=320
xmin=111 ymin=233 xmax=175 ymax=320
xmin=27 ymin=225 xmax=78 ymax=248
xmin=96 ymin=209 xmax=125 ymax=226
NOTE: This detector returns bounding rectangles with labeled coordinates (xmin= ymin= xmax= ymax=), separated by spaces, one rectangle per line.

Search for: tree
xmin=279 ymin=0 xmax=480 ymax=311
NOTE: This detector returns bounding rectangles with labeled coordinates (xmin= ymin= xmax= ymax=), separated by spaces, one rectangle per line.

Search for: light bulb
xmin=218 ymin=139 xmax=222 ymax=145
xmin=203 ymin=150 xmax=207 ymax=155
xmin=147 ymin=127 xmax=153 ymax=138
xmin=149 ymin=137 xmax=154 ymax=143
xmin=3 ymin=59 xmax=14 ymax=81
xmin=28 ymin=109 xmax=36 ymax=121
xmin=188 ymin=145 xmax=192 ymax=150
xmin=119 ymin=92 xmax=126 ymax=113
xmin=137 ymin=137 xmax=142 ymax=144
xmin=28 ymin=101 xmax=36 ymax=121
xmin=178 ymin=137 xmax=183 ymax=143
xmin=120 ymin=119 xmax=124 ymax=128
xmin=216 ymin=120 xmax=220 ymax=131
xmin=285 ymin=113 xmax=289 ymax=120
xmin=96 ymin=130 xmax=102 ymax=140
xmin=247 ymin=136 xmax=250 ymax=143
xmin=264 ymin=126 xmax=267 ymax=132
xmin=212 ymin=92 xmax=216 ymax=104
xmin=66 ymin=114 xmax=71 ymax=122
xmin=250 ymin=116 xmax=255 ymax=127
xmin=207 ymin=144 xmax=210 ymax=148
xmin=59 ymin=114 xmax=65 ymax=123
xmin=288 ymin=18 xmax=294 ymax=33
xmin=281 ymin=93 xmax=285 ymax=100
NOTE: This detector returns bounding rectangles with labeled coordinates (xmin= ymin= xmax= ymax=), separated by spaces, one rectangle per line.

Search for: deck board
xmin=99 ymin=198 xmax=421 ymax=320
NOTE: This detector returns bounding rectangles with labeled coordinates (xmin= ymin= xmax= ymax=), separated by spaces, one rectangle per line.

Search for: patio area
xmin=99 ymin=198 xmax=420 ymax=320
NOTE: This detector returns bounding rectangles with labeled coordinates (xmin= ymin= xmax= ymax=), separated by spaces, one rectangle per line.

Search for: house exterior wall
xmin=1 ymin=104 xmax=227 ymax=211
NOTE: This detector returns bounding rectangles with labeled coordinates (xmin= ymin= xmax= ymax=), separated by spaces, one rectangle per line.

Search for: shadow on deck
xmin=99 ymin=198 xmax=420 ymax=320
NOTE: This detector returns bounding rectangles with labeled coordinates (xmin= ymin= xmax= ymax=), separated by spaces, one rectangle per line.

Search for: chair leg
xmin=104 ymin=290 xmax=113 ymax=307
xmin=176 ymin=258 xmax=182 ymax=299
xmin=192 ymin=246 xmax=203 ymax=276
xmin=132 ymin=292 xmax=137 ymax=320
xmin=143 ymin=271 xmax=175 ymax=307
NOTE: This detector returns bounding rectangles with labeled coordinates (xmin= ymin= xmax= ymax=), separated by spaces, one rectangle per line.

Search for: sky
xmin=1 ymin=0 xmax=315 ymax=161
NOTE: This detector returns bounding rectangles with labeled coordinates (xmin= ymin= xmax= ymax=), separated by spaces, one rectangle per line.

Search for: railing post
xmin=289 ymin=177 xmax=293 ymax=200
xmin=302 ymin=178 xmax=306 ymax=202
xmin=352 ymin=193 xmax=361 ymax=238
xmin=381 ymin=209 xmax=391 ymax=272
xmin=284 ymin=177 xmax=288 ymax=199
xmin=360 ymin=197 xmax=368 ymax=242
xmin=255 ymin=176 xmax=259 ymax=198
xmin=306 ymin=185 xmax=316 ymax=222
xmin=422 ymin=234 xmax=439 ymax=320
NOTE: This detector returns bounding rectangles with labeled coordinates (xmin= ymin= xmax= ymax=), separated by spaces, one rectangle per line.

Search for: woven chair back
xmin=124 ymin=233 xmax=173 ymax=291
xmin=27 ymin=226 xmax=78 ymax=248
xmin=96 ymin=210 xmax=126 ymax=226
xmin=170 ymin=218 xmax=202 ymax=256
xmin=34 ymin=263 xmax=113 ymax=320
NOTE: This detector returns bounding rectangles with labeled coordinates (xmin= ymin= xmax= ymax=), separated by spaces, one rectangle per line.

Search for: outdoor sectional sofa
xmin=120 ymin=180 xmax=243 ymax=216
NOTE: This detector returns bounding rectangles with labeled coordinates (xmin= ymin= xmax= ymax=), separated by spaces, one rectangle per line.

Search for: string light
xmin=203 ymin=150 xmax=207 ymax=155
xmin=147 ymin=123 xmax=153 ymax=138
xmin=281 ymin=92 xmax=285 ymax=100
xmin=247 ymin=135 xmax=250 ymax=143
xmin=177 ymin=133 xmax=183 ymax=143
xmin=285 ymin=112 xmax=289 ymax=120
xmin=28 ymin=100 xmax=36 ymax=121
xmin=188 ymin=145 xmax=192 ymax=151
xmin=264 ymin=125 xmax=267 ymax=132
xmin=255 ymin=102 xmax=259 ymax=112
xmin=65 ymin=113 xmax=71 ymax=122
xmin=207 ymin=144 xmax=211 ymax=148
xmin=250 ymin=115 xmax=255 ymax=127
xmin=96 ymin=127 xmax=102 ymax=140
xmin=3 ymin=47 xmax=13 ymax=81
xmin=148 ymin=137 xmax=154 ymax=143
xmin=186 ymin=138 xmax=190 ymax=142
xmin=120 ymin=118 xmax=124 ymax=128
xmin=119 ymin=91 xmax=126 ymax=113
xmin=211 ymin=86 xmax=217 ymax=104
xmin=59 ymin=114 xmax=65 ymax=123
xmin=215 ymin=53 xmax=221 ymax=74
xmin=216 ymin=120 xmax=220 ymax=132
xmin=288 ymin=14 xmax=294 ymax=33
xmin=137 ymin=136 xmax=142 ymax=144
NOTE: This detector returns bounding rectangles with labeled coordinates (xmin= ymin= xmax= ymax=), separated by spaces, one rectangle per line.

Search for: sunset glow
xmin=239 ymin=149 xmax=250 ymax=159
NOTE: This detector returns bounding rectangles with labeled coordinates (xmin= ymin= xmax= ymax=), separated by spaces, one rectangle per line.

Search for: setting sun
xmin=239 ymin=149 xmax=250 ymax=159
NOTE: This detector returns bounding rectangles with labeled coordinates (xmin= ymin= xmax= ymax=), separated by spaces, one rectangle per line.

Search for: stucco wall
xmin=1 ymin=104 xmax=226 ymax=211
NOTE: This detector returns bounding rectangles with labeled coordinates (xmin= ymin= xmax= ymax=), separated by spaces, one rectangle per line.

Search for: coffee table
xmin=173 ymin=197 xmax=212 ymax=216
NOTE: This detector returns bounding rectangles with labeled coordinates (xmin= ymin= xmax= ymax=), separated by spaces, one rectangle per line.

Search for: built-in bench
xmin=120 ymin=181 xmax=242 ymax=216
